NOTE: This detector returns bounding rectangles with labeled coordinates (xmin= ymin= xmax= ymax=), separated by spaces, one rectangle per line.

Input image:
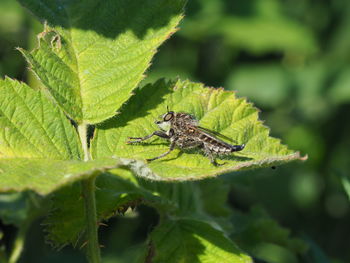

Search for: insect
xmin=127 ymin=109 xmax=245 ymax=166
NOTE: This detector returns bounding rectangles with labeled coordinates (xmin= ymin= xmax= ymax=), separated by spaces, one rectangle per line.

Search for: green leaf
xmin=250 ymin=243 xmax=299 ymax=263
xmin=18 ymin=0 xmax=186 ymax=124
xmin=231 ymin=206 xmax=308 ymax=262
xmin=0 ymin=193 xmax=29 ymax=226
xmin=302 ymin=237 xmax=331 ymax=263
xmin=197 ymin=179 xmax=233 ymax=232
xmin=0 ymin=158 xmax=119 ymax=195
xmin=340 ymin=174 xmax=350 ymax=201
xmin=329 ymin=66 xmax=350 ymax=105
xmin=0 ymin=192 xmax=49 ymax=263
xmin=45 ymin=168 xmax=195 ymax=247
xmin=226 ymin=64 xmax=290 ymax=107
xmin=0 ymin=77 xmax=120 ymax=195
xmin=92 ymin=79 xmax=305 ymax=180
xmin=0 ymin=77 xmax=82 ymax=160
xmin=0 ymin=229 xmax=6 ymax=263
xmin=180 ymin=0 xmax=317 ymax=54
xmin=45 ymin=169 xmax=147 ymax=247
xmin=44 ymin=169 xmax=230 ymax=248
xmin=215 ymin=16 xmax=317 ymax=54
xmin=148 ymin=218 xmax=252 ymax=263
xmin=141 ymin=177 xmax=233 ymax=232
xmin=198 ymin=179 xmax=231 ymax=218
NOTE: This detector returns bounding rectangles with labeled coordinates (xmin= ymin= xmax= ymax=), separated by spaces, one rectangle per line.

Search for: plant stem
xmin=78 ymin=124 xmax=91 ymax=161
xmin=9 ymin=226 xmax=26 ymax=263
xmin=82 ymin=176 xmax=100 ymax=263
xmin=78 ymin=124 xmax=101 ymax=263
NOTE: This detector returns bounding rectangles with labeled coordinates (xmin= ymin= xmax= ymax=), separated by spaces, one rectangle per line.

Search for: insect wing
xmin=197 ymin=126 xmax=238 ymax=144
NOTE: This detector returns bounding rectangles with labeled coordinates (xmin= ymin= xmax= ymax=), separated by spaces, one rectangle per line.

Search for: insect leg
xmin=146 ymin=140 xmax=176 ymax=162
xmin=127 ymin=131 xmax=170 ymax=144
xmin=204 ymin=146 xmax=226 ymax=167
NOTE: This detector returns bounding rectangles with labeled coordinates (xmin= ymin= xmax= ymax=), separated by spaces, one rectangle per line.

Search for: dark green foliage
xmin=0 ymin=0 xmax=349 ymax=262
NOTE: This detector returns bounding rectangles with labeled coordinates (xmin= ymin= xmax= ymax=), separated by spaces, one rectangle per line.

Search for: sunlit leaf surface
xmin=92 ymin=79 xmax=304 ymax=180
xmin=18 ymin=0 xmax=185 ymax=124
xmin=0 ymin=78 xmax=118 ymax=195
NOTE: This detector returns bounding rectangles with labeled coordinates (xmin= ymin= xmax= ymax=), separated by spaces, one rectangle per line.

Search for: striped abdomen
xmin=198 ymin=132 xmax=245 ymax=155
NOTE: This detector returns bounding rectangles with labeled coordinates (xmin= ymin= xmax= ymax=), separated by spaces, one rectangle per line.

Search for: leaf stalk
xmin=78 ymin=124 xmax=101 ymax=263
xmin=9 ymin=225 xmax=26 ymax=263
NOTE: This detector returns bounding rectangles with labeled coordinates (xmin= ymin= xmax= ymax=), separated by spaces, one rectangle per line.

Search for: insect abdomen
xmin=201 ymin=134 xmax=245 ymax=154
xmin=199 ymin=134 xmax=230 ymax=154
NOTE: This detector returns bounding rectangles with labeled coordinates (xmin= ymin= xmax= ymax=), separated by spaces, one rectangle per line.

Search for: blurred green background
xmin=1 ymin=0 xmax=350 ymax=262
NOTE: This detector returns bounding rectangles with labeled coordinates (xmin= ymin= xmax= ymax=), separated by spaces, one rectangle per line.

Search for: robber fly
xmin=126 ymin=110 xmax=245 ymax=166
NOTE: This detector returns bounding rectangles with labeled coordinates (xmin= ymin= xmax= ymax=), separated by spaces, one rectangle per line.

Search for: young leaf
xmin=0 ymin=77 xmax=119 ymax=195
xmin=44 ymin=168 xmax=193 ymax=247
xmin=141 ymin=178 xmax=234 ymax=231
xmin=148 ymin=218 xmax=252 ymax=263
xmin=18 ymin=0 xmax=186 ymax=124
xmin=92 ymin=79 xmax=305 ymax=180
xmin=44 ymin=169 xmax=150 ymax=247
xmin=45 ymin=169 xmax=226 ymax=248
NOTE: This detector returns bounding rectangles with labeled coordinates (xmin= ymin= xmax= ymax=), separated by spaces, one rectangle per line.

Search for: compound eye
xmin=164 ymin=112 xmax=174 ymax=121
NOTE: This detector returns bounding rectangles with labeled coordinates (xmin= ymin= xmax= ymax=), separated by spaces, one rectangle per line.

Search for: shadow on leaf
xmin=97 ymin=79 xmax=176 ymax=130
xmin=19 ymin=0 xmax=186 ymax=39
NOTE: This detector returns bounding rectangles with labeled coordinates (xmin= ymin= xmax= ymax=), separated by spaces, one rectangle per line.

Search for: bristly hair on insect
xmin=127 ymin=109 xmax=245 ymax=166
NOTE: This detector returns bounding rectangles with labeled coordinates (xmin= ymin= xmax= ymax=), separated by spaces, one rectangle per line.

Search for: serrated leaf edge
xmin=119 ymin=152 xmax=306 ymax=182
xmin=0 ymin=159 xmax=121 ymax=195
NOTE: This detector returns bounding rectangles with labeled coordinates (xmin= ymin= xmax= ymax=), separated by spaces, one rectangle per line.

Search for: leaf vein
xmin=8 ymin=84 xmax=66 ymax=158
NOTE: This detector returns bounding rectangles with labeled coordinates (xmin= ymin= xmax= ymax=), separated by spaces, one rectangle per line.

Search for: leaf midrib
xmin=57 ymin=5 xmax=84 ymax=123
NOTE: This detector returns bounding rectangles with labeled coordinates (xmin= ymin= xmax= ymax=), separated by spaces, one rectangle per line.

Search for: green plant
xmin=0 ymin=1 xmax=306 ymax=262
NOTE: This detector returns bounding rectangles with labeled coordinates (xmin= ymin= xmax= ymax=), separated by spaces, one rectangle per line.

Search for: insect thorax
xmin=172 ymin=113 xmax=198 ymax=130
